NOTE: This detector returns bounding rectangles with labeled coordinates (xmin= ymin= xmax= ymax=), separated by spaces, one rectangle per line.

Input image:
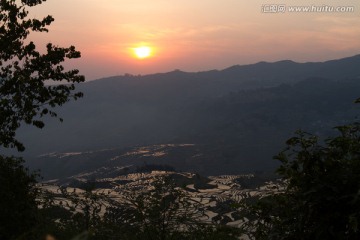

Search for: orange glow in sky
xmin=28 ymin=0 xmax=360 ymax=80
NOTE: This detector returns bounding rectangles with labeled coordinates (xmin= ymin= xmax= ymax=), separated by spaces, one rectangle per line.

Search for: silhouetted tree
xmin=102 ymin=176 xmax=241 ymax=240
xmin=0 ymin=0 xmax=84 ymax=151
xmin=240 ymin=124 xmax=360 ymax=239
xmin=0 ymin=156 xmax=39 ymax=239
xmin=53 ymin=183 xmax=105 ymax=239
xmin=102 ymin=177 xmax=202 ymax=239
xmin=0 ymin=0 xmax=84 ymax=238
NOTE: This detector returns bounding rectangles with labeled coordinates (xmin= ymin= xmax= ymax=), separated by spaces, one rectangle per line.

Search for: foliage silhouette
xmin=0 ymin=0 xmax=84 ymax=151
xmin=104 ymin=176 xmax=207 ymax=239
xmin=50 ymin=182 xmax=107 ymax=239
xmin=0 ymin=156 xmax=39 ymax=240
xmin=240 ymin=124 xmax=360 ymax=240
xmin=0 ymin=0 xmax=84 ymax=239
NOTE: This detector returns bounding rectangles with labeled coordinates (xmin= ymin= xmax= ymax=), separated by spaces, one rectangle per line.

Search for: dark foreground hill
xmin=4 ymin=54 xmax=360 ymax=178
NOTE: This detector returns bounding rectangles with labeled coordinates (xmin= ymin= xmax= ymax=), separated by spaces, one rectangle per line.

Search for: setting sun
xmin=133 ymin=46 xmax=152 ymax=59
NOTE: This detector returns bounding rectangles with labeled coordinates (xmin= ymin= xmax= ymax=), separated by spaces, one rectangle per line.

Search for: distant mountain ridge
xmin=95 ymin=54 xmax=360 ymax=85
xmin=79 ymin=54 xmax=360 ymax=105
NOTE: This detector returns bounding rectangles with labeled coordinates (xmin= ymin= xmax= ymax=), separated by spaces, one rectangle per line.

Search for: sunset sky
xmin=29 ymin=0 xmax=360 ymax=80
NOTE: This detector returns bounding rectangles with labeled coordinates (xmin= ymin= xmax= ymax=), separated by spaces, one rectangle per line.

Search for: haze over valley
xmin=9 ymin=54 xmax=360 ymax=179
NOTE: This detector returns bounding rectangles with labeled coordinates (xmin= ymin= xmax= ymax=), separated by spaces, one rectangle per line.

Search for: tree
xmin=54 ymin=182 xmax=106 ymax=239
xmin=102 ymin=176 xmax=241 ymax=240
xmin=0 ymin=0 xmax=85 ymax=152
xmin=240 ymin=124 xmax=360 ymax=240
xmin=0 ymin=155 xmax=39 ymax=240
xmin=102 ymin=176 xmax=205 ymax=240
xmin=0 ymin=0 xmax=84 ymax=238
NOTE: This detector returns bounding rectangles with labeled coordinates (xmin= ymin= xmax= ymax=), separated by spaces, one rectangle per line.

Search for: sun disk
xmin=133 ymin=46 xmax=152 ymax=59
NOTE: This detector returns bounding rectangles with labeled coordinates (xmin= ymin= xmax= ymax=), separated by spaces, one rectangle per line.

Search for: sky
xmin=28 ymin=0 xmax=360 ymax=81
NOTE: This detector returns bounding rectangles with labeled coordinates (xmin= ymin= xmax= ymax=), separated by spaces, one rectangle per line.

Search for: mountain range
xmin=3 ymin=54 xmax=360 ymax=179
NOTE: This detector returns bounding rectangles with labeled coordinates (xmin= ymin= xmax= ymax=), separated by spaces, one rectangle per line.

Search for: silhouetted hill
xmin=85 ymin=54 xmax=360 ymax=93
xmin=221 ymin=54 xmax=360 ymax=84
xmin=4 ymin=54 xmax=360 ymax=178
